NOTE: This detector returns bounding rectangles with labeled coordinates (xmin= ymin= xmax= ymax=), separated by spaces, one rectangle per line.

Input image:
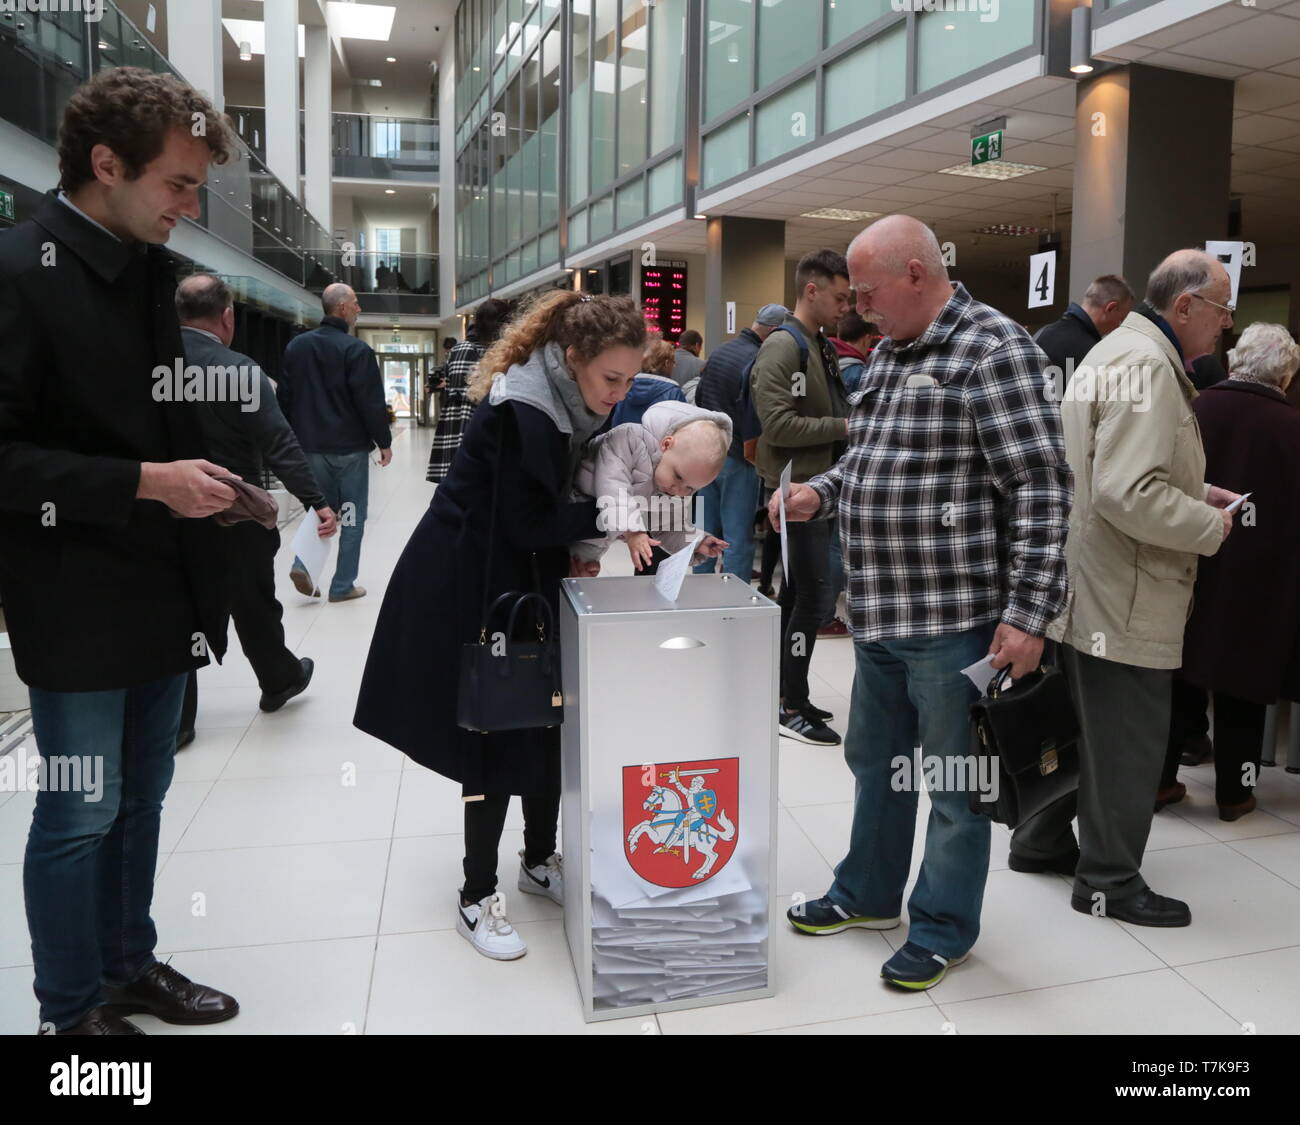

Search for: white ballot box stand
xmin=559 ymin=573 xmax=779 ymax=1021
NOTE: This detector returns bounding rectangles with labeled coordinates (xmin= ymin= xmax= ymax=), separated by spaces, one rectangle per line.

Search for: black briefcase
xmin=458 ymin=591 xmax=564 ymax=734
xmin=968 ymin=665 xmax=1080 ymax=828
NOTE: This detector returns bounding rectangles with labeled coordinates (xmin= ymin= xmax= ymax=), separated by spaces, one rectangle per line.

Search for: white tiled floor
xmin=3 ymin=422 xmax=1300 ymax=1035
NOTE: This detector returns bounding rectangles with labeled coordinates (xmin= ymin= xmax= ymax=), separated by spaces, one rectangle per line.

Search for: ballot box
xmin=559 ymin=574 xmax=780 ymax=1021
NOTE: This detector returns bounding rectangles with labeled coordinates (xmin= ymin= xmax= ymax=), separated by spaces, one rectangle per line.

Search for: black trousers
xmin=1162 ymin=677 xmax=1265 ymax=806
xmin=462 ymin=792 xmax=561 ymax=903
xmin=760 ymin=524 xmax=781 ymax=588
xmin=230 ymin=521 xmax=302 ymax=694
xmin=778 ymin=518 xmax=835 ymax=711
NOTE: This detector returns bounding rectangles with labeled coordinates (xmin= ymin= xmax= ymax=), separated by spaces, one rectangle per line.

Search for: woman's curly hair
xmin=58 ymin=67 xmax=236 ymax=193
xmin=469 ymin=291 xmax=647 ymax=402
xmin=641 ymin=338 xmax=676 ymax=378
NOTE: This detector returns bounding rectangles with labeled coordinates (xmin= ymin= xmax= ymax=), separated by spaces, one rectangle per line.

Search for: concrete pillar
xmin=439 ymin=32 xmax=457 ymax=323
xmin=264 ymin=0 xmax=301 ymax=195
xmin=703 ymin=217 xmax=786 ymax=353
xmin=165 ymin=0 xmax=223 ymax=110
xmin=304 ymin=25 xmax=332 ymax=239
xmin=1069 ymin=64 xmax=1233 ymax=303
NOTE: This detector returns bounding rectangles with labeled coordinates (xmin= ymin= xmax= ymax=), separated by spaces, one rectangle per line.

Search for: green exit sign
xmin=0 ymin=190 xmax=14 ymax=223
xmin=971 ymin=130 xmax=1003 ymax=166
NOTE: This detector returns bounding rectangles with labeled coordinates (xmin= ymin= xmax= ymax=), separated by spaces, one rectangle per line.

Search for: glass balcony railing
xmin=228 ymin=106 xmax=440 ymax=183
xmin=0 ymin=2 xmax=351 ymax=301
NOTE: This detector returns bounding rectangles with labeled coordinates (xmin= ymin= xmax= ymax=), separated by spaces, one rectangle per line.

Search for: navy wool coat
xmin=354 ymin=396 xmax=602 ymax=796
xmin=1180 ymin=379 xmax=1300 ymax=704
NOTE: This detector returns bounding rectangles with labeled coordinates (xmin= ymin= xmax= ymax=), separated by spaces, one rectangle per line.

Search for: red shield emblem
xmin=623 ymin=758 xmax=739 ymax=887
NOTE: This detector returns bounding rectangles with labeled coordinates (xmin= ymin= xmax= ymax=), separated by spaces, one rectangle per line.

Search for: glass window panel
xmin=649 ymin=0 xmax=686 ymax=155
xmin=916 ymin=0 xmax=1036 ymax=93
xmin=522 ymin=237 xmax=539 ymax=275
xmin=590 ymin=194 xmax=614 ymax=243
xmin=617 ymin=0 xmax=648 ymax=175
xmin=590 ymin=0 xmax=617 ymax=195
xmin=540 ymin=26 xmax=562 ymax=229
xmin=569 ymin=0 xmax=591 ymax=202
xmin=701 ymin=113 xmax=749 ymax=189
xmin=758 ymin=0 xmax=817 ymax=90
xmin=570 ymin=207 xmax=589 ymax=251
xmin=616 ymin=178 xmax=645 ymax=230
xmin=705 ymin=0 xmax=753 ymax=122
xmin=754 ymin=76 xmax=814 ymax=166
xmin=823 ymin=24 xmax=905 ymax=133
xmin=826 ymin=0 xmax=893 ymax=45
xmin=540 ymin=228 xmax=559 ymax=267
xmin=647 ymin=155 xmax=682 ymax=213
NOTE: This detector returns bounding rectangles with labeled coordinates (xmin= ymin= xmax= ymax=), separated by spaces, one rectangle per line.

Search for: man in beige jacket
xmin=1010 ymin=249 xmax=1240 ymax=927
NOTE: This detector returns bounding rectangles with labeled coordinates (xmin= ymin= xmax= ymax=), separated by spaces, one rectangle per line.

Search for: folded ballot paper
xmin=588 ymin=790 xmax=768 ymax=1009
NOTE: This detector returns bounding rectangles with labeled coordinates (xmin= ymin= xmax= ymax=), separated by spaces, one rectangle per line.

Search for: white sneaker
xmin=455 ymin=893 xmax=526 ymax=960
xmin=517 ymin=849 xmax=563 ymax=906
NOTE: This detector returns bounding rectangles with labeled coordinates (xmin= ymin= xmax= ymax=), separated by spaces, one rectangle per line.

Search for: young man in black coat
xmin=1033 ymin=273 xmax=1134 ymax=376
xmin=0 ymin=67 xmax=242 ymax=1035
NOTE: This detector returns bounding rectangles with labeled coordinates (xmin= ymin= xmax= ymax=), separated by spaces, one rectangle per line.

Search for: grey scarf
xmin=488 ymin=341 xmax=608 ymax=484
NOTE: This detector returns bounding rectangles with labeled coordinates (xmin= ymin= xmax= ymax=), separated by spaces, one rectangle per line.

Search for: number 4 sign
xmin=1028 ymin=250 xmax=1056 ymax=310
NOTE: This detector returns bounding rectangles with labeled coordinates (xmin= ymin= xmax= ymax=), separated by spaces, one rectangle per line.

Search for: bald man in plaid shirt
xmin=778 ymin=215 xmax=1072 ymax=991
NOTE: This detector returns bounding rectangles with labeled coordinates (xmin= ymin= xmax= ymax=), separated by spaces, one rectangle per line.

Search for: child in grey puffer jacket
xmin=573 ymin=400 xmax=732 ymax=570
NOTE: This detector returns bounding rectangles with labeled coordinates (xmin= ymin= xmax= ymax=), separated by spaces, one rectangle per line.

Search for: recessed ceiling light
xmin=938 ymin=161 xmax=1047 ymax=181
xmin=386 ymin=56 xmax=397 ymax=63
xmin=1070 ymin=62 xmax=1094 ymax=74
xmin=325 ymin=2 xmax=397 ymax=41
xmin=799 ymin=207 xmax=881 ymax=221
xmin=694 ymin=213 xmax=707 ymax=220
xmin=944 ymin=23 xmax=955 ymax=30
xmin=385 ymin=188 xmax=396 ymax=194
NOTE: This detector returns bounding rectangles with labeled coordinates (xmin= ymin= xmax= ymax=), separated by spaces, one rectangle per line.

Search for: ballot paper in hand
xmin=652 ymin=530 xmax=704 ymax=602
xmin=961 ymin=652 xmax=1000 ymax=694
xmin=778 ymin=460 xmax=793 ymax=579
xmin=288 ymin=507 xmax=331 ymax=597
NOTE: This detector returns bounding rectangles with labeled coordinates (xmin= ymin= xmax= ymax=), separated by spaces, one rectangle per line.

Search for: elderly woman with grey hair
xmin=1161 ymin=322 xmax=1300 ymax=820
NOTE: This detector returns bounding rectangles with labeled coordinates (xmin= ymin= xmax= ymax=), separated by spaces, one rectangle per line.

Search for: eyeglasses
xmin=1190 ymin=291 xmax=1235 ymax=316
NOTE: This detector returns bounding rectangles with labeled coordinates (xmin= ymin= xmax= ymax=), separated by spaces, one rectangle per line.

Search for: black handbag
xmin=968 ymin=664 xmax=1080 ymax=829
xmin=455 ymin=422 xmax=564 ymax=734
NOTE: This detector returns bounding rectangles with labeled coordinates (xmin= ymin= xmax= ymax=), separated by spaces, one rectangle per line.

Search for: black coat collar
xmin=30 ymin=190 xmax=154 ymax=284
xmin=1203 ymin=378 xmax=1288 ymax=404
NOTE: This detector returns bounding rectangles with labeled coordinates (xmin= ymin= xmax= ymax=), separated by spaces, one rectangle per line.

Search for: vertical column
xmin=703 ymin=217 xmax=786 ymax=352
xmin=1070 ymin=64 xmax=1232 ymax=300
xmin=165 ymin=0 xmax=223 ymax=110
xmin=439 ymin=32 xmax=458 ymax=323
xmin=304 ymin=25 xmax=332 ymax=238
xmin=264 ymin=0 xmax=301 ymax=194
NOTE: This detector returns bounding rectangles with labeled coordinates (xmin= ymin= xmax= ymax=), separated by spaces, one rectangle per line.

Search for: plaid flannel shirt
xmin=808 ymin=283 xmax=1072 ymax=642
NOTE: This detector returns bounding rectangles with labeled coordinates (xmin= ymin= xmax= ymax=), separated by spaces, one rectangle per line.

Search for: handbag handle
xmin=506 ymin=591 xmax=555 ymax=644
xmin=987 ymin=664 xmax=1049 ymax=698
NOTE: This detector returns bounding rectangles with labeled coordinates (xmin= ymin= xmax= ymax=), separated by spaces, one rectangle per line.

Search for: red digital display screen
xmin=641 ymin=262 xmax=687 ymax=343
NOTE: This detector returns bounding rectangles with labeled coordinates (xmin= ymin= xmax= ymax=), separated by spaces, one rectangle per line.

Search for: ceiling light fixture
xmin=1070 ymin=5 xmax=1094 ymax=74
xmin=937 ymin=160 xmax=1047 ymax=181
xmin=386 ymin=56 xmax=397 ymax=63
xmin=239 ymin=40 xmax=252 ymax=61
xmin=385 ymin=188 xmax=396 ymax=194
xmin=799 ymin=207 xmax=881 ymax=221
xmin=973 ymin=223 xmax=1045 ymax=237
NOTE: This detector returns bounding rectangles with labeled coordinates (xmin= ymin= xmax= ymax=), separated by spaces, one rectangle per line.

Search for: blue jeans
xmin=297 ymin=450 xmax=370 ymax=598
xmin=693 ymin=455 xmax=761 ymax=580
xmin=24 ymin=673 xmax=187 ymax=1029
xmin=823 ymin=517 xmax=844 ymax=627
xmin=827 ymin=623 xmax=996 ymax=958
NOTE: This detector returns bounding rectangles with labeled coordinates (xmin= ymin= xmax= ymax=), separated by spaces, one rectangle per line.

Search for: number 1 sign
xmin=1028 ymin=250 xmax=1057 ymax=310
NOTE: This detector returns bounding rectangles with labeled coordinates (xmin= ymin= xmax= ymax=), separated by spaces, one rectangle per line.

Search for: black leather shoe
xmin=176 ymin=728 xmax=196 ymax=750
xmin=1179 ymin=734 xmax=1214 ymax=767
xmin=41 ymin=1007 xmax=145 ymax=1035
xmin=1008 ymin=847 xmax=1079 ymax=876
xmin=1071 ymin=888 xmax=1191 ymax=927
xmin=259 ymin=657 xmax=314 ymax=713
xmin=101 ymin=962 xmax=239 ymax=1025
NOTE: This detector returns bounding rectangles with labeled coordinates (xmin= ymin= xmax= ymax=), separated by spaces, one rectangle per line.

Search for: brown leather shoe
xmin=1218 ymin=794 xmax=1257 ymax=822
xmin=328 ymin=585 xmax=367 ymax=603
xmin=41 ymin=1007 xmax=145 ymax=1035
xmin=101 ymin=962 xmax=239 ymax=1026
xmin=1154 ymin=782 xmax=1186 ymax=812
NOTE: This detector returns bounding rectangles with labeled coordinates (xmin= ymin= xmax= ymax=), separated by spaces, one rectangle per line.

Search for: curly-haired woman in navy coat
xmin=354 ymin=291 xmax=646 ymax=959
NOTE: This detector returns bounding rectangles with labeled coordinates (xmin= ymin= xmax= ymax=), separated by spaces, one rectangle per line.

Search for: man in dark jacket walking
xmin=176 ymin=273 xmax=339 ymax=724
xmin=692 ymin=303 xmax=787 ymax=582
xmin=278 ymin=283 xmax=392 ymax=602
xmin=1033 ymin=274 xmax=1133 ymax=377
xmin=0 ymin=66 xmax=241 ymax=1035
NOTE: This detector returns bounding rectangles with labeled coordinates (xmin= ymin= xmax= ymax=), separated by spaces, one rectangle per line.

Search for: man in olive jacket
xmin=751 ymin=249 xmax=850 ymax=746
xmin=1011 ymin=249 xmax=1240 ymax=928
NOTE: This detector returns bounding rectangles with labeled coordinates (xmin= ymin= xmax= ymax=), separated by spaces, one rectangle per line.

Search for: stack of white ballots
xmin=589 ymin=848 xmax=768 ymax=1009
